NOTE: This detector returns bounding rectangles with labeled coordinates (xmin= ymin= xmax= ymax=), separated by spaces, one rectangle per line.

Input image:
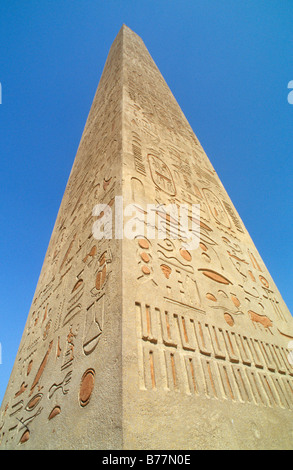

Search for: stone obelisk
xmin=1 ymin=25 xmax=293 ymax=450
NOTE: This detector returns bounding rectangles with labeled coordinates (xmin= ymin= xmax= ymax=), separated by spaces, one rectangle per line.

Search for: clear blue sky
xmin=0 ymin=0 xmax=293 ymax=405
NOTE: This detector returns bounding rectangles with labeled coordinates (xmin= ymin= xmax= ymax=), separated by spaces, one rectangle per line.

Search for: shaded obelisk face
xmin=1 ymin=25 xmax=293 ymax=450
xmin=120 ymin=25 xmax=293 ymax=450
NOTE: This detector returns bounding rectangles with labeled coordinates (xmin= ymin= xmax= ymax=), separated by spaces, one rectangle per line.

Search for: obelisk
xmin=1 ymin=25 xmax=293 ymax=450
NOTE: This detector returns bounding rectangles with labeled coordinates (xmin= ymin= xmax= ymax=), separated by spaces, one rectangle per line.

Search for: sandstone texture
xmin=1 ymin=25 xmax=293 ymax=450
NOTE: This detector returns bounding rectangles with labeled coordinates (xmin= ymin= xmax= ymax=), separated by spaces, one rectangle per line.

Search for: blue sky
xmin=0 ymin=0 xmax=293 ymax=405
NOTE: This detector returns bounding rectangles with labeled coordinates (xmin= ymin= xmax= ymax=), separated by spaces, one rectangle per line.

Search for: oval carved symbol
xmin=198 ymin=269 xmax=232 ymax=285
xmin=148 ymin=154 xmax=176 ymax=196
xmin=25 ymin=393 xmax=43 ymax=412
xmin=224 ymin=313 xmax=234 ymax=327
xmin=259 ymin=275 xmax=269 ymax=288
xmin=79 ymin=369 xmax=95 ymax=407
xmin=202 ymin=188 xmax=230 ymax=228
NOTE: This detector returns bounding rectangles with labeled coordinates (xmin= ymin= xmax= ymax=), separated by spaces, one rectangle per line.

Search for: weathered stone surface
xmin=1 ymin=25 xmax=293 ymax=450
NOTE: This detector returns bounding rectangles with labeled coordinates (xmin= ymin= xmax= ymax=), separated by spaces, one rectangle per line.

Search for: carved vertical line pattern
xmin=231 ymin=366 xmax=249 ymax=402
xmin=145 ymin=305 xmax=151 ymax=337
xmin=189 ymin=358 xmax=197 ymax=393
xmin=149 ymin=351 xmax=156 ymax=389
xmin=209 ymin=326 xmax=226 ymax=360
xmin=283 ymin=380 xmax=293 ymax=408
xmin=181 ymin=317 xmax=189 ymax=344
xmin=223 ymin=366 xmax=234 ymax=401
xmin=260 ymin=374 xmax=276 ymax=408
xmin=251 ymin=371 xmax=267 ymax=406
xmin=259 ymin=341 xmax=276 ymax=372
xmin=207 ymin=362 xmax=217 ymax=398
xmin=136 ymin=302 xmax=293 ymax=411
xmin=165 ymin=311 xmax=172 ymax=341
xmin=237 ymin=335 xmax=252 ymax=366
xmin=170 ymin=353 xmax=177 ymax=389
xmin=271 ymin=377 xmax=289 ymax=409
